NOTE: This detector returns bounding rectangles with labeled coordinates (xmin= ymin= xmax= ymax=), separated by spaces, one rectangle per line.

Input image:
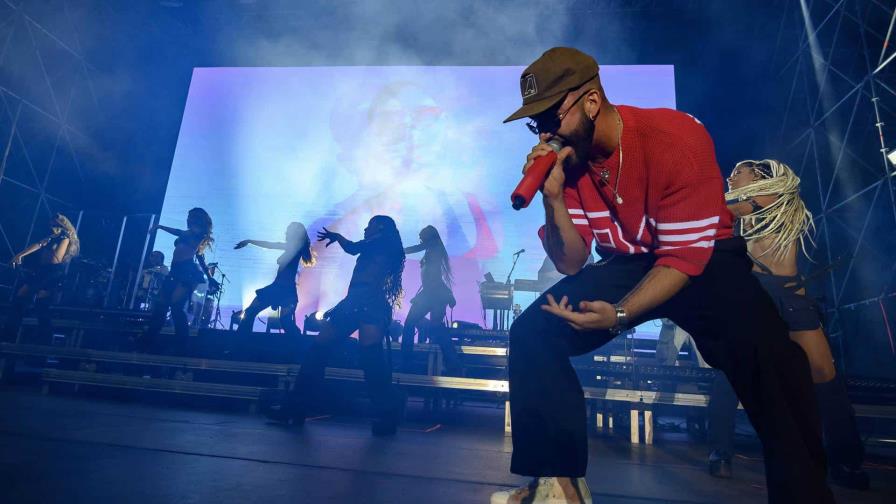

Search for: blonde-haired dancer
xmin=710 ymin=159 xmax=868 ymax=489
xmin=4 ymin=213 xmax=80 ymax=343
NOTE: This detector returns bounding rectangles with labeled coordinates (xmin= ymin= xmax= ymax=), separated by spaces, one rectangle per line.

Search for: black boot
xmin=708 ymin=449 xmax=733 ymax=479
xmin=433 ymin=329 xmax=460 ymax=376
xmin=265 ymin=341 xmax=331 ymax=426
xmin=399 ymin=328 xmax=415 ymax=373
xmin=707 ymin=373 xmax=738 ymax=478
xmin=816 ymin=377 xmax=869 ymax=490
xmin=372 ymin=388 xmax=407 ymax=436
xmin=829 ymin=463 xmax=869 ymax=490
xmin=34 ymin=297 xmax=54 ymax=345
xmin=360 ymin=343 xmax=402 ymax=436
xmin=261 ymin=388 xmax=306 ymax=427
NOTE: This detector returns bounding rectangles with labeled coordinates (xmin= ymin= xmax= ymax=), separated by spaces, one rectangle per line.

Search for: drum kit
xmin=135 ymin=266 xmax=167 ymax=311
xmin=133 ymin=263 xmax=227 ymax=329
xmin=189 ymin=262 xmax=227 ymax=329
xmin=66 ymin=257 xmax=112 ymax=307
xmin=189 ymin=282 xmax=216 ymax=328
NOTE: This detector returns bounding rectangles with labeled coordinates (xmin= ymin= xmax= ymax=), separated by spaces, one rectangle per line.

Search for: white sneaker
xmin=490 ymin=477 xmax=592 ymax=504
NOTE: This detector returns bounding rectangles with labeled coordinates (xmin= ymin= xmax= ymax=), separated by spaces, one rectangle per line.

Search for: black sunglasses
xmin=525 ymin=90 xmax=588 ymax=135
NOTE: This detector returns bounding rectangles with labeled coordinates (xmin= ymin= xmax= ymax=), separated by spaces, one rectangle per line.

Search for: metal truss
xmin=775 ymin=0 xmax=896 ymax=374
xmin=0 ymin=0 xmax=97 ymax=297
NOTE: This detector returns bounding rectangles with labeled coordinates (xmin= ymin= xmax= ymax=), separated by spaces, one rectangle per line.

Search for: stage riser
xmin=4 ymin=342 xmax=895 ymax=444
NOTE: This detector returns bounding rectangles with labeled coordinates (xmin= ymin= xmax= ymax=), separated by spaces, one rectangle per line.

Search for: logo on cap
xmin=522 ymin=74 xmax=537 ymax=98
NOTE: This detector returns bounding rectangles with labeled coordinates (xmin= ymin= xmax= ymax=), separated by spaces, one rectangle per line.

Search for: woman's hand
xmin=234 ymin=240 xmax=250 ymax=250
xmin=148 ymin=224 xmax=160 ymax=234
xmin=316 ymin=227 xmax=342 ymax=247
xmin=10 ymin=255 xmax=23 ymax=267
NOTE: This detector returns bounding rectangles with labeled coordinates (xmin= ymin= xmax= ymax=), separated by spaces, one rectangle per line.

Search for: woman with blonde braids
xmin=3 ymin=213 xmax=80 ymax=344
xmin=706 ymin=159 xmax=868 ymax=489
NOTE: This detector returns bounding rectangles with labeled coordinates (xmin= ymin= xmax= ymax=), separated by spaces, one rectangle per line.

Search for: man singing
xmin=492 ymin=47 xmax=833 ymax=504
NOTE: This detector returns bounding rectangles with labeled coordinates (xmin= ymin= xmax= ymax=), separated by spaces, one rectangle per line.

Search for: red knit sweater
xmin=539 ymin=105 xmax=734 ymax=276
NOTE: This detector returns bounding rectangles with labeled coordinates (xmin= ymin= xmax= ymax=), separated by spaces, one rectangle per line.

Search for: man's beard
xmin=563 ymin=113 xmax=595 ymax=167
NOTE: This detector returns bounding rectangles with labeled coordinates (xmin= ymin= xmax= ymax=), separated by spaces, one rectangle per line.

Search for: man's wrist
xmin=609 ymin=304 xmax=629 ymax=335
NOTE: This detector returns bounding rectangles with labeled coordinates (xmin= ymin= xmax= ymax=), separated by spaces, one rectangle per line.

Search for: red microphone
xmin=511 ymin=139 xmax=564 ymax=210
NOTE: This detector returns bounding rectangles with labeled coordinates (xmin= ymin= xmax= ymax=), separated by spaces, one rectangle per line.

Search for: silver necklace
xmin=599 ymin=112 xmax=624 ymax=205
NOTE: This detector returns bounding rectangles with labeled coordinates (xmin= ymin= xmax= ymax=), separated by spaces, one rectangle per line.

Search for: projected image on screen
xmin=158 ymin=65 xmax=676 ymax=332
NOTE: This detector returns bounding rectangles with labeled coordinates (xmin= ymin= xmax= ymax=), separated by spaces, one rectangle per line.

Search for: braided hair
xmin=369 ymin=215 xmax=405 ymax=309
xmin=725 ymin=159 xmax=815 ymax=261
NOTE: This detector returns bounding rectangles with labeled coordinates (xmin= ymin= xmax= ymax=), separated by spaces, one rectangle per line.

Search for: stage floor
xmin=0 ymin=387 xmax=892 ymax=503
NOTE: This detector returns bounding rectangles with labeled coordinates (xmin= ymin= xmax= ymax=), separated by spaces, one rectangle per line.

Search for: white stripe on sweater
xmin=657 ymin=229 xmax=717 ymax=242
xmin=658 ymin=240 xmax=716 ymax=249
xmin=655 ymin=216 xmax=720 ymax=230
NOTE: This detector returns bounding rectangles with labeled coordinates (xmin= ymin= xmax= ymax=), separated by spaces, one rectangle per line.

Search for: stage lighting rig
xmin=303 ymin=310 xmax=326 ymax=335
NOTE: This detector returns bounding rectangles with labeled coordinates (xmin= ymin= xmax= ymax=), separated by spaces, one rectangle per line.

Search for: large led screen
xmin=158 ymin=65 xmax=676 ymax=333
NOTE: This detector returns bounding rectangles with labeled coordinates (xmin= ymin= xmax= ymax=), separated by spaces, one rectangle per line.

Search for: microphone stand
xmin=505 ymin=251 xmax=524 ymax=285
xmin=210 ymin=263 xmax=231 ymax=285
xmin=208 ymin=264 xmax=230 ymax=329
xmin=492 ymin=251 xmax=522 ymax=332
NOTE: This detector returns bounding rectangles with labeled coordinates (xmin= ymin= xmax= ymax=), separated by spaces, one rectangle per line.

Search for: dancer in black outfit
xmin=265 ymin=215 xmax=406 ymax=435
xmin=401 ymin=225 xmax=457 ymax=372
xmin=234 ymin=222 xmax=314 ymax=337
xmin=3 ymin=213 xmax=80 ymax=344
xmin=136 ymin=208 xmax=219 ymax=353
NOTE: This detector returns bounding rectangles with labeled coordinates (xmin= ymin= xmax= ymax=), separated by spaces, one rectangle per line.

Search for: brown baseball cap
xmin=503 ymin=47 xmax=600 ymax=123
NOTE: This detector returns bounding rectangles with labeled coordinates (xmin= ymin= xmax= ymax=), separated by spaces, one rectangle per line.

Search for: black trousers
xmin=508 ymin=237 xmax=833 ymax=504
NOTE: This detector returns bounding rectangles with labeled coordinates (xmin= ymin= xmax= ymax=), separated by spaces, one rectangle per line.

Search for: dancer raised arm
xmin=265 ymin=216 xmax=406 ymax=436
xmin=235 ymin=239 xmax=287 ymax=250
xmin=234 ymin=222 xmax=314 ymax=337
xmin=137 ymin=208 xmax=217 ymax=353
xmin=3 ymin=213 xmax=80 ymax=344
